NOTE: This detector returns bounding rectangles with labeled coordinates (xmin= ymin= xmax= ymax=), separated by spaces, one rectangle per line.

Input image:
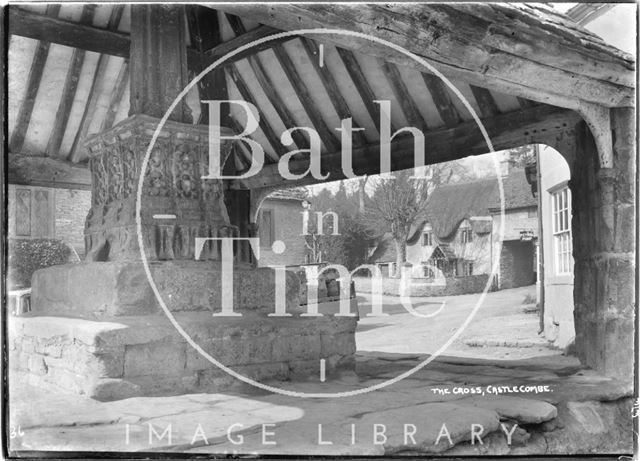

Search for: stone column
xmin=571 ymin=107 xmax=635 ymax=380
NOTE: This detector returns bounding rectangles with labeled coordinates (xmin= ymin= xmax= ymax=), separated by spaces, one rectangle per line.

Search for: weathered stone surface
xmin=31 ymin=261 xmax=301 ymax=318
xmin=571 ymin=115 xmax=635 ymax=381
xmin=356 ymin=402 xmax=501 ymax=454
xmin=456 ymin=396 xmax=557 ymax=423
xmin=540 ymin=398 xmax=634 ymax=454
xmin=10 ymin=310 xmax=357 ymax=400
xmin=124 ymin=342 xmax=186 ymax=377
xmin=83 ymin=115 xmax=238 ymax=263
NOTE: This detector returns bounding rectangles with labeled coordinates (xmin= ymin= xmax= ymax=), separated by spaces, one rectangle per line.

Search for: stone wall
xmin=9 ymin=310 xmax=357 ymax=400
xmin=7 ymin=185 xmax=90 ymax=256
xmin=571 ymin=112 xmax=635 ymax=380
xmin=354 ymin=274 xmax=492 ymax=297
xmin=54 ymin=189 xmax=91 ymax=256
xmin=257 ymin=198 xmax=307 ymax=267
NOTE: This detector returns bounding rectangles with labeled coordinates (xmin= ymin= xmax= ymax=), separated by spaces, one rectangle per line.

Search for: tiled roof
xmin=265 ymin=188 xmax=309 ymax=202
xmin=488 ymin=168 xmax=538 ymax=211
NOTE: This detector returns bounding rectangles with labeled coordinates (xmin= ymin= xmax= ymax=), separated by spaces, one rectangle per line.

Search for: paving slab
xmin=456 ymin=395 xmax=557 ymax=423
xmin=7 ymin=351 xmax=633 ymax=455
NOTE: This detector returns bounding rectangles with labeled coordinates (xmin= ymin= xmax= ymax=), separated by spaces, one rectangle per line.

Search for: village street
xmin=356 ymin=285 xmax=556 ymax=360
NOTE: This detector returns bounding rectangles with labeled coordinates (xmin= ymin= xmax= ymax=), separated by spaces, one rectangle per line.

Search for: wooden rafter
xmin=226 ymin=64 xmax=283 ymax=162
xmin=271 ymin=43 xmax=341 ymax=152
xmin=9 ymin=7 xmax=292 ymax=76
xmin=227 ymin=117 xmax=254 ymax=170
xmin=69 ymin=5 xmax=124 ymax=162
xmin=335 ymin=47 xmax=395 ymax=133
xmin=516 ymin=97 xmax=536 ymax=109
xmin=207 ymin=24 xmax=295 ymax=64
xmin=100 ymin=61 xmax=129 ymax=133
xmin=300 ymin=38 xmax=367 ymax=147
xmin=10 ymin=5 xmax=61 ymax=154
xmin=380 ymin=60 xmax=428 ymax=131
xmin=234 ymin=104 xmax=579 ymax=189
xmin=421 ymin=73 xmax=461 ymax=128
xmin=46 ymin=5 xmax=95 ymax=158
xmin=469 ymin=85 xmax=500 ymax=118
xmin=9 ymin=7 xmax=129 ymax=58
xmin=9 ymin=154 xmax=91 ymax=190
xmin=225 ymin=13 xmax=307 ymax=151
xmin=214 ymin=4 xmax=634 ymax=109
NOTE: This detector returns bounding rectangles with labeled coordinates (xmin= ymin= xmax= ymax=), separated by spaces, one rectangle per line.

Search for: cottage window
xmin=461 ymin=229 xmax=472 ymax=243
xmin=259 ymin=209 xmax=275 ymax=247
xmin=422 ymin=232 xmax=433 ymax=246
xmin=463 ymin=261 xmax=474 ymax=276
xmin=421 ymin=263 xmax=434 ymax=278
xmin=552 ymin=187 xmax=572 ymax=274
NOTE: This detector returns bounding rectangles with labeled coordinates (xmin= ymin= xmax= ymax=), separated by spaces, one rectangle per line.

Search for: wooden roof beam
xmin=214 ymin=4 xmax=634 ymax=109
xmin=225 ymin=13 xmax=307 ymax=151
xmin=9 ymin=5 xmax=60 ymax=154
xmin=9 ymin=153 xmax=91 ymax=190
xmin=9 ymin=7 xmax=293 ymax=73
xmin=226 ymin=65 xmax=284 ymax=162
xmin=380 ymin=60 xmax=428 ymax=132
xmin=422 ymin=73 xmax=461 ymax=128
xmin=100 ymin=61 xmax=129 ymax=133
xmin=470 ymin=85 xmax=500 ymax=119
xmin=300 ymin=38 xmax=367 ymax=147
xmin=46 ymin=5 xmax=96 ymax=159
xmin=9 ymin=6 xmax=129 ymax=58
xmin=335 ymin=47 xmax=395 ymax=133
xmin=233 ymin=104 xmax=580 ymax=189
xmin=271 ymin=43 xmax=341 ymax=152
xmin=69 ymin=5 xmax=125 ymax=162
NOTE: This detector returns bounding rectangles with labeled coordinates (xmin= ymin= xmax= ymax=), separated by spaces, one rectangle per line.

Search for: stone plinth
xmin=9 ymin=307 xmax=358 ymax=401
xmin=31 ymin=261 xmax=301 ymax=318
xmin=24 ymin=258 xmax=358 ymax=399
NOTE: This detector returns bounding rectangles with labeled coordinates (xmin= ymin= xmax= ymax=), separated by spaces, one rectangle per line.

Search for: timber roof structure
xmin=7 ymin=4 xmax=635 ymax=191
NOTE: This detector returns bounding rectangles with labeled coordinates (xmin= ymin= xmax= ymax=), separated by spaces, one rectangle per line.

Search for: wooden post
xmin=129 ymin=5 xmax=192 ymax=123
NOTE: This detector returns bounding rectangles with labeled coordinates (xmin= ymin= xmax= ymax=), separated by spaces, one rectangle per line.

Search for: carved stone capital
xmin=83 ymin=114 xmax=237 ymax=262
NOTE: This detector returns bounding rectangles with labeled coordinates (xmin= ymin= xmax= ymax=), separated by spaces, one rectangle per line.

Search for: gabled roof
xmin=488 ymin=168 xmax=537 ymax=212
xmin=422 ymin=178 xmax=497 ymax=240
xmin=265 ymin=188 xmax=308 ymax=202
xmin=367 ymin=233 xmax=396 ymax=264
xmin=430 ymin=244 xmax=457 ymax=260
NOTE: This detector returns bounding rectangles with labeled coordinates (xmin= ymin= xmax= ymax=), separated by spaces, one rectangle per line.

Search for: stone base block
xmin=9 ymin=304 xmax=358 ymax=400
xmin=31 ymin=261 xmax=300 ymax=318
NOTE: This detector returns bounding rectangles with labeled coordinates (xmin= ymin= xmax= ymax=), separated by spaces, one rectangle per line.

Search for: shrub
xmin=7 ymin=239 xmax=75 ymax=290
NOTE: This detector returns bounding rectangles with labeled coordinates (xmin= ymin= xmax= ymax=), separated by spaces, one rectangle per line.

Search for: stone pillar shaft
xmin=571 ymin=107 xmax=635 ymax=380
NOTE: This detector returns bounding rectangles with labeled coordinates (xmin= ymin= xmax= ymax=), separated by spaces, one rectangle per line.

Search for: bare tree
xmin=363 ymin=162 xmax=470 ymax=277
